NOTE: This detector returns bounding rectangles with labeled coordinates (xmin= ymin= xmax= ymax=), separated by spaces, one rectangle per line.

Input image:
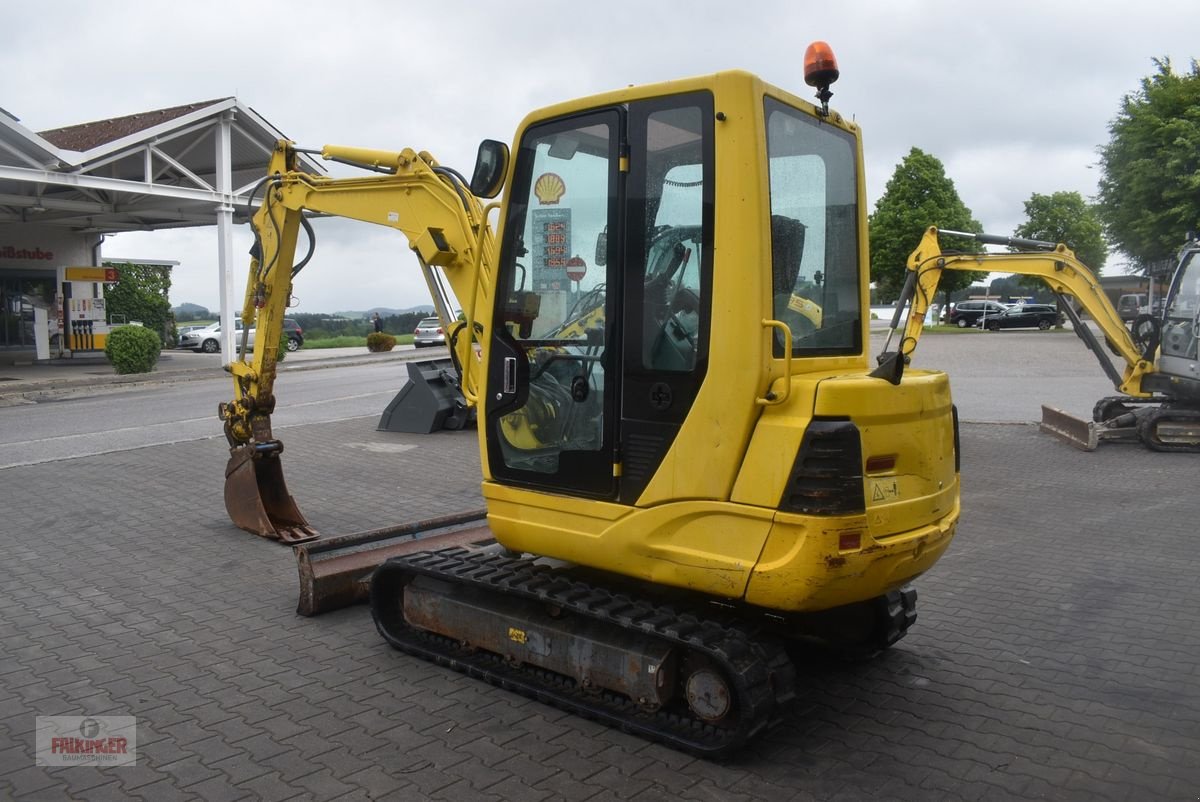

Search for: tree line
xmin=870 ymin=57 xmax=1199 ymax=304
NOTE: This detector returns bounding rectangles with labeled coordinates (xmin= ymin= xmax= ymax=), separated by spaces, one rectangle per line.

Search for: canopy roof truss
xmin=0 ymin=99 xmax=323 ymax=233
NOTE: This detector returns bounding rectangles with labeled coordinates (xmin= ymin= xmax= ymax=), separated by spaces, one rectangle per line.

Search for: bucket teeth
xmin=224 ymin=446 xmax=319 ymax=544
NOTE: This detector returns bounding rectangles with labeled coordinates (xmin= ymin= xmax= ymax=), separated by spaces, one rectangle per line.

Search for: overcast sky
xmin=6 ymin=0 xmax=1198 ymax=313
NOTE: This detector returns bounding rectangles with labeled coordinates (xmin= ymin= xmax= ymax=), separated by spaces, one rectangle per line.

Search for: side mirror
xmin=594 ymin=226 xmax=608 ymax=266
xmin=469 ymin=139 xmax=509 ymax=198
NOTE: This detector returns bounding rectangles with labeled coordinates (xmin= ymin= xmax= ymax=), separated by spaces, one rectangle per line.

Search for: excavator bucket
xmin=377 ymin=359 xmax=475 ymax=434
xmin=224 ymin=446 xmax=319 ymax=545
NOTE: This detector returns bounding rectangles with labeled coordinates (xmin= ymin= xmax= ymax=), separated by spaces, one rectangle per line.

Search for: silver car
xmin=178 ymin=320 xmax=254 ymax=353
xmin=413 ymin=317 xmax=446 ymax=348
xmin=179 ymin=319 xmax=302 ymax=353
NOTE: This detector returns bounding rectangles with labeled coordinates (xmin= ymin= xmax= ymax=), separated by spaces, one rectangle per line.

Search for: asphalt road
xmin=872 ymin=328 xmax=1117 ymax=423
xmin=0 ymin=361 xmax=411 ymax=469
xmin=0 ymin=329 xmax=1121 ymax=470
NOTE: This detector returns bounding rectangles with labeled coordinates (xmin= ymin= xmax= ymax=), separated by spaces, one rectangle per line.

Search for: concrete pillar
xmin=34 ymin=306 xmax=49 ymax=361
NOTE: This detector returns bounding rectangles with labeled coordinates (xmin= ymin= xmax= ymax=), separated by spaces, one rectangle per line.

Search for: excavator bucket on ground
xmin=377 ymin=359 xmax=475 ymax=434
xmin=224 ymin=445 xmax=319 ymax=545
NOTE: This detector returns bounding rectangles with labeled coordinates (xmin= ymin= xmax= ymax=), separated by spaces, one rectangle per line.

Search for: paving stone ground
xmin=1 ymin=413 xmax=1197 ymax=801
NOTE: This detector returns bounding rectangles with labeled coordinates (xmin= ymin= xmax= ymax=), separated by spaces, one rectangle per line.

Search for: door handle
xmin=503 ymin=356 xmax=517 ymax=394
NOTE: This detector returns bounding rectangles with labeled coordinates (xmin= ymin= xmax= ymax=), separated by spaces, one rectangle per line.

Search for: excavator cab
xmin=1159 ymin=245 xmax=1200 ymax=383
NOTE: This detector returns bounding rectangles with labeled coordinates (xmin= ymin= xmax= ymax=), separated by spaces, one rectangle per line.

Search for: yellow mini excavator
xmin=887 ymin=227 xmax=1200 ymax=452
xmin=218 ymin=44 xmax=961 ymax=757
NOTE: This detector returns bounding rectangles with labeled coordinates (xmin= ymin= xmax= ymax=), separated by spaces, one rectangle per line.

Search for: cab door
xmin=486 ymin=109 xmax=623 ymax=497
xmin=486 ymin=95 xmax=715 ymax=502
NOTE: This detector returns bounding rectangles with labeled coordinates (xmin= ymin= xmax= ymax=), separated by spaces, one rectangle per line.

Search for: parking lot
xmin=1 ymin=333 xmax=1197 ymax=800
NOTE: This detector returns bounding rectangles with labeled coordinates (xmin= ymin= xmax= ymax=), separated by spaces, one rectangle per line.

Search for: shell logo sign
xmin=533 ymin=173 xmax=566 ymax=205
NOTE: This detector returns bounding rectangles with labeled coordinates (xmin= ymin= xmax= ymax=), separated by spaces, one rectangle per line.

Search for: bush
xmin=105 ymin=325 xmax=162 ymax=374
xmin=367 ymin=332 xmax=396 ymax=352
xmin=277 ymin=330 xmax=290 ymax=362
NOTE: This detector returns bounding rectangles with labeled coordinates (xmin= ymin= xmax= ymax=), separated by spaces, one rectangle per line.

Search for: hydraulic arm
xmin=883 ymin=226 xmax=1199 ymax=452
xmin=218 ymin=140 xmax=497 ymax=542
xmin=887 ymin=226 xmax=1156 ymax=397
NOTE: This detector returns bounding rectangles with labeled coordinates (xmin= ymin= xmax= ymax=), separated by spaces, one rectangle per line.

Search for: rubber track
xmin=370 ymin=548 xmax=793 ymax=759
xmin=1139 ymin=407 xmax=1200 ymax=453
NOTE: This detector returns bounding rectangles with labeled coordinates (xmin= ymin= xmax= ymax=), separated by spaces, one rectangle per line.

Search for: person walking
xmin=372 ymin=312 xmax=383 ymax=333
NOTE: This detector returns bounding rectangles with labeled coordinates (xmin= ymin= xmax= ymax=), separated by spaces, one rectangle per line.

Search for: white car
xmin=179 ymin=319 xmax=303 ymax=353
xmin=178 ymin=320 xmax=255 ymax=353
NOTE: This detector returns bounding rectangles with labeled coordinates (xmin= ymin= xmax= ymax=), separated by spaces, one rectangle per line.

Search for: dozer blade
xmin=293 ymin=509 xmax=492 ymax=616
xmin=1039 ymin=405 xmax=1099 ymax=451
xmin=224 ymin=446 xmax=319 ymax=545
xmin=1040 ymin=405 xmax=1141 ymax=451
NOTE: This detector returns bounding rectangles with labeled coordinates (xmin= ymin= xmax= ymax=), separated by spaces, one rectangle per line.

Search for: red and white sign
xmin=565 ymin=255 xmax=587 ymax=282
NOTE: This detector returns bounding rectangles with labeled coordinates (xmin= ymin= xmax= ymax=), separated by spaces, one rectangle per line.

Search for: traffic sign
xmin=566 ymin=255 xmax=586 ymax=282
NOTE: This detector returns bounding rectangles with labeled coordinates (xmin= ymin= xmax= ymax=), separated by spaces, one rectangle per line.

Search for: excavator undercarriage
xmin=371 ymin=547 xmax=915 ymax=759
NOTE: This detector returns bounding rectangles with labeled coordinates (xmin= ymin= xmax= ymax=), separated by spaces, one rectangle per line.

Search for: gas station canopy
xmin=0 ymin=99 xmax=325 ymax=362
xmin=0 ymin=98 xmax=323 ymax=233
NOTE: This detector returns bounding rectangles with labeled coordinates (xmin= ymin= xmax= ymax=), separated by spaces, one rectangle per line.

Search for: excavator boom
xmin=219 ymin=140 xmax=499 ymax=541
xmin=886 ymin=226 xmax=1200 ymax=452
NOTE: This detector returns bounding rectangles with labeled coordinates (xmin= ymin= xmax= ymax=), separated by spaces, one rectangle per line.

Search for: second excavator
xmin=886 ymin=227 xmax=1200 ymax=453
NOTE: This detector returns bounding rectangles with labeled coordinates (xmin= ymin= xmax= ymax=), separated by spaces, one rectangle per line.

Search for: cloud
xmin=7 ymin=0 xmax=1198 ymax=307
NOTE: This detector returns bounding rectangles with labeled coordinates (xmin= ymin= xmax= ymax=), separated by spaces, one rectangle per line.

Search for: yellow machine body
xmin=222 ymin=70 xmax=960 ymax=614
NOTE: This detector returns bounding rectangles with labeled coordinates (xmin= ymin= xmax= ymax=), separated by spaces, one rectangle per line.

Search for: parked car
xmin=413 ymin=317 xmax=445 ymax=347
xmin=948 ymin=300 xmax=1007 ymax=328
xmin=178 ymin=318 xmax=303 ymax=353
xmin=978 ymin=304 xmax=1063 ymax=331
xmin=1116 ymin=293 xmax=1147 ymax=322
xmin=178 ymin=322 xmax=225 ymax=353
xmin=282 ymin=319 xmax=304 ymax=351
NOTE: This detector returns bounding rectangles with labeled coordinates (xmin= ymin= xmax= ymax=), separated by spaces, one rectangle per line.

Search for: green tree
xmin=1011 ymin=192 xmax=1107 ymax=329
xmin=869 ymin=147 xmax=985 ymax=302
xmin=102 ymin=261 xmax=173 ymax=343
xmin=1014 ymin=191 xmax=1108 ymax=271
xmin=1097 ymin=58 xmax=1200 ymax=270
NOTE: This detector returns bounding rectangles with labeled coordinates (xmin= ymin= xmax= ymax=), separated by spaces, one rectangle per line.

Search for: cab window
xmin=764 ymin=97 xmax=861 ymax=355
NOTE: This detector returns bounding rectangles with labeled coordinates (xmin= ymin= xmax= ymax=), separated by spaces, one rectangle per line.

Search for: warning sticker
xmin=870 ymin=479 xmax=900 ymax=503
